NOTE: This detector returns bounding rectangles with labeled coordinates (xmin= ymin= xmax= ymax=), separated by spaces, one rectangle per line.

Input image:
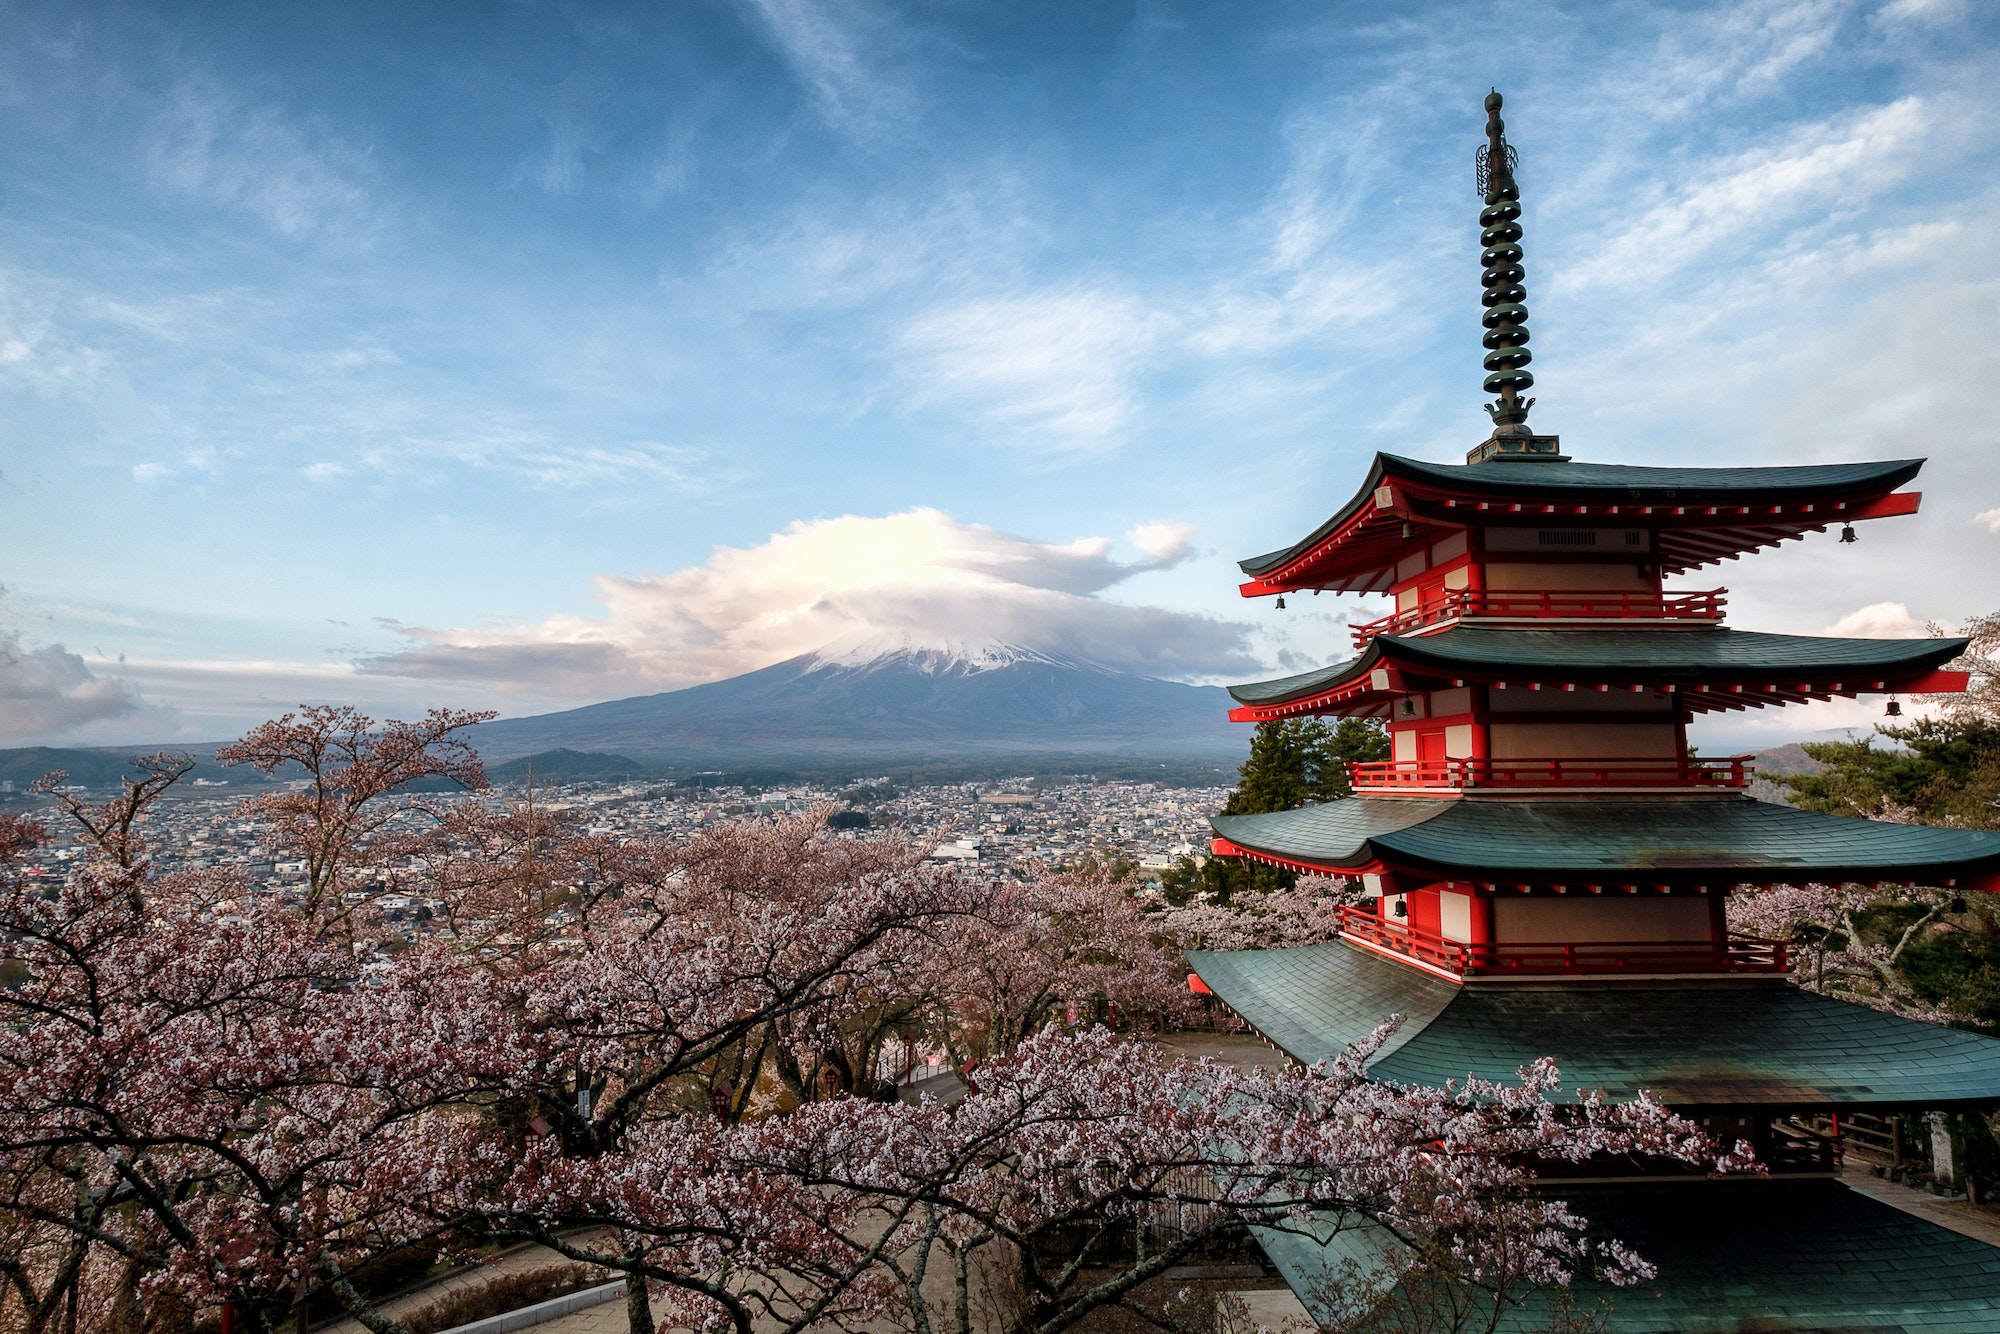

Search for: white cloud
xmin=1976 ymin=508 xmax=2000 ymax=534
xmin=1126 ymin=521 xmax=1195 ymax=564
xmin=1821 ymin=601 xmax=1948 ymax=638
xmin=361 ymin=508 xmax=1251 ymax=695
xmin=0 ymin=632 xmax=143 ymax=744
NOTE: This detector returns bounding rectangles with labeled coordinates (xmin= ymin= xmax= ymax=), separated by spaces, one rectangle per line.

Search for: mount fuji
xmin=470 ymin=633 xmax=1246 ymax=771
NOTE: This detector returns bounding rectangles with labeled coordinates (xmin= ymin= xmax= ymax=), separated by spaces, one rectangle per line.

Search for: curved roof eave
xmin=1236 ymin=455 xmax=1927 ymax=581
xmin=1212 ymin=796 xmax=2000 ymax=884
xmin=1224 ymin=628 xmax=1971 ymax=707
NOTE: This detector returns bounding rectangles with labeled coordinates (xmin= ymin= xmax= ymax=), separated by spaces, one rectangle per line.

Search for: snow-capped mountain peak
xmin=803 ymin=630 xmax=1104 ymax=676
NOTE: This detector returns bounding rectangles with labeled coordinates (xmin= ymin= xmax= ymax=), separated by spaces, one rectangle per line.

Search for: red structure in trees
xmin=1188 ymin=91 xmax=2000 ymax=1329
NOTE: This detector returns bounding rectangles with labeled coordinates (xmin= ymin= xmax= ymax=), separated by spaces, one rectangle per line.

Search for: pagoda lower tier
xmin=1187 ymin=940 xmax=2000 ymax=1109
xmin=1256 ymin=1177 xmax=2000 ymax=1333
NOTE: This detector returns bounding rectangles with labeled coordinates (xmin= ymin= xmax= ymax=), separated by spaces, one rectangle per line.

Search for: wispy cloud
xmin=897 ymin=288 xmax=1172 ymax=449
xmin=1563 ymin=97 xmax=1938 ymax=292
xmin=739 ymin=0 xmax=913 ymax=134
xmin=146 ymin=78 xmax=387 ymax=242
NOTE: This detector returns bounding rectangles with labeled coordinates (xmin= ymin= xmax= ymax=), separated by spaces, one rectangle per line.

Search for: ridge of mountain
xmin=470 ymin=642 xmax=1244 ymax=766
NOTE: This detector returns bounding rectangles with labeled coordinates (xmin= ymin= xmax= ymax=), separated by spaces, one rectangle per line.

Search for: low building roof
xmin=1255 ymin=1178 xmax=2000 ymax=1332
xmin=1210 ymin=794 xmax=2000 ymax=887
xmin=1185 ymin=939 xmax=2000 ymax=1107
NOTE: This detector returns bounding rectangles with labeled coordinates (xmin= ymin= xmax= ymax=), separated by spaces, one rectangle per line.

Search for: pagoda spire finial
xmin=1477 ymin=89 xmax=1536 ymax=441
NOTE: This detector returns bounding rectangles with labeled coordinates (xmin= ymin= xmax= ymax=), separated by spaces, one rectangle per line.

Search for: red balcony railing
xmin=1347 ymin=756 xmax=1751 ymax=793
xmin=1351 ymin=588 xmax=1725 ymax=647
xmin=1336 ymin=905 xmax=1789 ymax=977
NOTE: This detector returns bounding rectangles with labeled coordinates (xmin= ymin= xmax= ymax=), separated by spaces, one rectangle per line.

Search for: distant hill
xmin=489 ymin=749 xmax=648 ymax=782
xmin=1749 ymin=743 xmax=1824 ymax=777
xmin=471 ymin=639 xmax=1247 ymax=771
xmin=1746 ymin=743 xmax=1825 ymax=807
xmin=0 ymin=746 xmax=256 ymax=793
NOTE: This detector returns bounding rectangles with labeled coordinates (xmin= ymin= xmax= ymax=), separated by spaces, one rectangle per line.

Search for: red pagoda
xmin=1189 ymin=92 xmax=2000 ymax=1330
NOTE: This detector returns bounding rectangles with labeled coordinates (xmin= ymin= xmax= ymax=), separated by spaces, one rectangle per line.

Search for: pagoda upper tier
xmin=1238 ymin=453 xmax=1923 ymax=596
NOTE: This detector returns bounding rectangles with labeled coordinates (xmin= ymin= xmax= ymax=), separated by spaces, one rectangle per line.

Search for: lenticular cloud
xmin=362 ymin=508 xmax=1255 ymax=694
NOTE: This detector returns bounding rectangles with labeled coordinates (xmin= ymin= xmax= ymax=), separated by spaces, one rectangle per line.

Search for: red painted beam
xmin=1208 ymin=836 xmax=1370 ymax=877
xmin=1845 ymin=490 xmax=1922 ymax=520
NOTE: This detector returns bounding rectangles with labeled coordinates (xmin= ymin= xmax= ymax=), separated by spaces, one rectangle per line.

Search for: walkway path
xmin=1841 ymin=1161 xmax=2000 ymax=1248
xmin=317 ymin=1235 xmax=613 ymax=1334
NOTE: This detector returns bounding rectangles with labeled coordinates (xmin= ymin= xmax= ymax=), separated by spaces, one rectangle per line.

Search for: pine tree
xmin=1163 ymin=718 xmax=1390 ymax=904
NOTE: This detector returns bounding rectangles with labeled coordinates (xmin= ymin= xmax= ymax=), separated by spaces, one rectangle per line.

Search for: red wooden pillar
xmin=1471 ymin=894 xmax=1495 ymax=944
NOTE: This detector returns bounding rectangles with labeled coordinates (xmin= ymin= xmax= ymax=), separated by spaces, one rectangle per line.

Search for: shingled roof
xmin=1226 ymin=626 xmax=1968 ymax=711
xmin=1185 ymin=940 xmax=2000 ymax=1107
xmin=1209 ymin=794 xmax=2000 ymax=887
xmin=1256 ymin=1178 xmax=2000 ymax=1332
xmin=1237 ymin=453 xmax=1925 ymax=592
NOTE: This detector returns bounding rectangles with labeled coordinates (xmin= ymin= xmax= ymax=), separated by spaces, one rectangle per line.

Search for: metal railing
xmin=1337 ymin=905 xmax=1789 ymax=977
xmin=1347 ymin=755 xmax=1751 ymax=792
xmin=1351 ymin=588 xmax=1725 ymax=646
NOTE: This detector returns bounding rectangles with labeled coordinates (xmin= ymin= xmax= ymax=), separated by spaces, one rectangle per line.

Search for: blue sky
xmin=4 ymin=0 xmax=1999 ymax=748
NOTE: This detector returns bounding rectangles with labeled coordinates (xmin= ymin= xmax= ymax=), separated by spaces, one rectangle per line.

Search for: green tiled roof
xmin=1186 ymin=940 xmax=2000 ymax=1106
xmin=1226 ymin=626 xmax=1969 ymax=705
xmin=1239 ymin=454 xmax=1924 ymax=577
xmin=1389 ymin=454 xmax=1924 ymax=501
xmin=1211 ymin=794 xmax=2000 ymax=882
xmin=1257 ymin=1179 xmax=2000 ymax=1332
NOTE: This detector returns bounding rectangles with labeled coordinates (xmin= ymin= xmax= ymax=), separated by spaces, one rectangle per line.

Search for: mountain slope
xmin=472 ymin=643 xmax=1245 ymax=766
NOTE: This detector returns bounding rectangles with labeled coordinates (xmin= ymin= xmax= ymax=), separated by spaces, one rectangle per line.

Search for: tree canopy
xmin=1163 ymin=718 xmax=1388 ymax=904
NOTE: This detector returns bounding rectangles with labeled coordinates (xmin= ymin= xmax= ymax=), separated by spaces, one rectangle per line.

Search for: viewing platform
xmin=1335 ymin=905 xmax=1790 ymax=978
xmin=1349 ymin=588 xmax=1725 ymax=647
xmin=1345 ymin=754 xmax=1752 ymax=794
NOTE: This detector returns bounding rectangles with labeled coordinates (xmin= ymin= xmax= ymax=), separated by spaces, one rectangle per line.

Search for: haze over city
xmin=5 ymin=0 xmax=1999 ymax=751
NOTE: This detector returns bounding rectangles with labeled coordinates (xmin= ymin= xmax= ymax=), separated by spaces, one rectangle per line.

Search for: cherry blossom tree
xmin=0 ymin=753 xmax=532 ymax=1334
xmin=215 ymin=706 xmax=494 ymax=933
xmin=1157 ymin=872 xmax=1362 ymax=952
xmin=923 ymin=864 xmax=1192 ymax=1067
xmin=692 ymin=1027 xmax=1741 ymax=1334
xmin=1728 ymin=881 xmax=1967 ymax=1024
xmin=30 ymin=754 xmax=195 ymax=873
xmin=0 ymin=711 xmax=1747 ymax=1334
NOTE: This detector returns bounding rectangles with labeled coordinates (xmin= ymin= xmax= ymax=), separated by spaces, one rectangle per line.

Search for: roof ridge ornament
xmin=1468 ymin=89 xmax=1563 ymax=465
